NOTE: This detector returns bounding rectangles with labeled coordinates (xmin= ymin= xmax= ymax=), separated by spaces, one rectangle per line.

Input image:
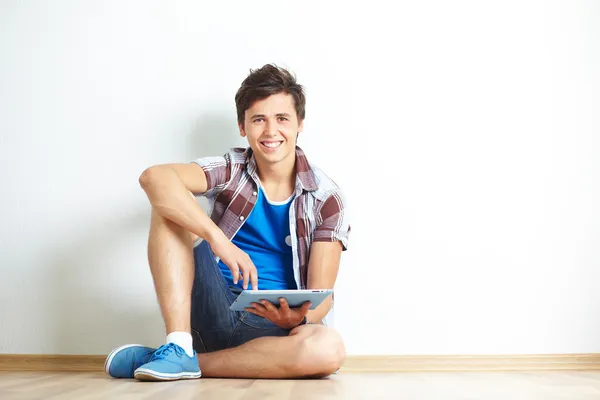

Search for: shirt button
xmin=239 ymin=216 xmax=245 ymax=221
xmin=252 ymin=191 xmax=257 ymax=196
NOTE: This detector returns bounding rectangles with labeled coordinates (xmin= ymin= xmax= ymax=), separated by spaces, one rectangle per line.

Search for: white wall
xmin=1 ymin=0 xmax=599 ymax=355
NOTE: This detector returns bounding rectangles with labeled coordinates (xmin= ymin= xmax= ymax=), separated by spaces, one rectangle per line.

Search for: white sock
xmin=166 ymin=331 xmax=194 ymax=358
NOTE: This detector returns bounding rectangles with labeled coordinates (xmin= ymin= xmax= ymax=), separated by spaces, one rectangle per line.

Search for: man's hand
xmin=210 ymin=235 xmax=258 ymax=290
xmin=246 ymin=298 xmax=311 ymax=329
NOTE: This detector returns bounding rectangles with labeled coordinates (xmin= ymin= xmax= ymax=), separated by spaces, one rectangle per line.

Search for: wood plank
xmin=1 ymin=371 xmax=600 ymax=400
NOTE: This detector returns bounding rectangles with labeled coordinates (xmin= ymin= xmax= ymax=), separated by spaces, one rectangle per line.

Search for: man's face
xmin=239 ymin=92 xmax=303 ymax=167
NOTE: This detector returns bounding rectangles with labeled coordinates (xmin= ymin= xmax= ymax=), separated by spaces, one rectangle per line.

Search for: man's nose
xmin=264 ymin=119 xmax=278 ymax=136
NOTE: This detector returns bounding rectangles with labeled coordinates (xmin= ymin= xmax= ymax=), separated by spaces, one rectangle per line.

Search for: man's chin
xmin=255 ymin=150 xmax=292 ymax=166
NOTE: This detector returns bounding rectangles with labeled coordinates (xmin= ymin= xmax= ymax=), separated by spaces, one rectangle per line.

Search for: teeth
xmin=262 ymin=141 xmax=282 ymax=148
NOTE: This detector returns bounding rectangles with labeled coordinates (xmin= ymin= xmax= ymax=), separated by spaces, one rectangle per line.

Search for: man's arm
xmin=138 ymin=163 xmax=223 ymax=243
xmin=305 ymin=241 xmax=343 ymax=323
xmin=139 ymin=162 xmax=259 ymax=289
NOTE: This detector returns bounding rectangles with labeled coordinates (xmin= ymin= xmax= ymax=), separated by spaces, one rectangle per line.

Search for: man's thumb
xmin=303 ymin=302 xmax=312 ymax=313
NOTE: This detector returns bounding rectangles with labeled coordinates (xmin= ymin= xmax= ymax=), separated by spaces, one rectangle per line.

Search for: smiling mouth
xmin=260 ymin=141 xmax=283 ymax=149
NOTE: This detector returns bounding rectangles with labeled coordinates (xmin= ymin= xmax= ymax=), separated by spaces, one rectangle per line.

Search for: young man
xmin=104 ymin=64 xmax=350 ymax=380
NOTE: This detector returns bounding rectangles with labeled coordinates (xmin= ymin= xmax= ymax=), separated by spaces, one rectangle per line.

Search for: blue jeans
xmin=190 ymin=240 xmax=291 ymax=353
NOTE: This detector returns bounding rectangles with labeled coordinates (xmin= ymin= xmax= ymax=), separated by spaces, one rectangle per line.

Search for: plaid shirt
xmin=193 ymin=146 xmax=350 ymax=292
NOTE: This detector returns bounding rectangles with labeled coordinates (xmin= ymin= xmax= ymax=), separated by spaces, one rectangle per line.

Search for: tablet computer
xmin=229 ymin=289 xmax=333 ymax=312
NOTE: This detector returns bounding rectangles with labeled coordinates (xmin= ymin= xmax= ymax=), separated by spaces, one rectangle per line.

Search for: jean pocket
xmin=238 ymin=311 xmax=283 ymax=330
xmin=227 ymin=314 xmax=290 ymax=349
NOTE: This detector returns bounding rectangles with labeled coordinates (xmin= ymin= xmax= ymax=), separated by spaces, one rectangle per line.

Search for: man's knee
xmin=290 ymin=325 xmax=346 ymax=377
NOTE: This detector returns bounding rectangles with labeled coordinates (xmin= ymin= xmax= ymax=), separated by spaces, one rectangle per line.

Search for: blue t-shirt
xmin=218 ymin=187 xmax=297 ymax=290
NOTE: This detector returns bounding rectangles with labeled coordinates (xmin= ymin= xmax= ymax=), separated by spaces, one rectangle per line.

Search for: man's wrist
xmin=205 ymin=227 xmax=227 ymax=247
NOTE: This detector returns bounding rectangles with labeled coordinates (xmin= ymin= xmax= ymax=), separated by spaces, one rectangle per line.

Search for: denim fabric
xmin=190 ymin=240 xmax=291 ymax=353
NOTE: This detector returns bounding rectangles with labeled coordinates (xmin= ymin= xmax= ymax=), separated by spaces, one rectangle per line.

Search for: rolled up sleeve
xmin=192 ymin=155 xmax=232 ymax=198
xmin=313 ymin=191 xmax=351 ymax=250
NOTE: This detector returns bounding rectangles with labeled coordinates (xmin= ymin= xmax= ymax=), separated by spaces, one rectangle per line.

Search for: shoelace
xmin=150 ymin=343 xmax=184 ymax=361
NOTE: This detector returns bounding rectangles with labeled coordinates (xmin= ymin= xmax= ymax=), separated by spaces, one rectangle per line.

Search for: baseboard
xmin=0 ymin=354 xmax=106 ymax=372
xmin=1 ymin=354 xmax=599 ymax=373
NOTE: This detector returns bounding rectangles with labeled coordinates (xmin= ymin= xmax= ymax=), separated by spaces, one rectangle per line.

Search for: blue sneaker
xmin=134 ymin=343 xmax=201 ymax=381
xmin=104 ymin=344 xmax=156 ymax=378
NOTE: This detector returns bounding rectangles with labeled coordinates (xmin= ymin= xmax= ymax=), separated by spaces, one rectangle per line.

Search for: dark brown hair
xmin=235 ymin=64 xmax=306 ymax=127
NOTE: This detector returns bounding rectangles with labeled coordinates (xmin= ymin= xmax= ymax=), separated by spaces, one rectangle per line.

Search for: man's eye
xmin=278 ymin=117 xmax=289 ymax=122
xmin=254 ymin=118 xmax=264 ymax=123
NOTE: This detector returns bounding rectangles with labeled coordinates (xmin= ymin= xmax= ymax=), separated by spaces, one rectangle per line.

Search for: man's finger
xmin=261 ymin=300 xmax=277 ymax=312
xmin=241 ymin=265 xmax=250 ymax=290
xmin=252 ymin=302 xmax=267 ymax=312
xmin=279 ymin=298 xmax=290 ymax=312
xmin=300 ymin=301 xmax=312 ymax=315
xmin=250 ymin=267 xmax=258 ymax=291
xmin=243 ymin=256 xmax=258 ymax=291
xmin=231 ymin=263 xmax=240 ymax=285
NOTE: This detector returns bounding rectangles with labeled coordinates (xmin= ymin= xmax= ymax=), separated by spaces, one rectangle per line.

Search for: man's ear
xmin=296 ymin=120 xmax=304 ymax=141
xmin=238 ymin=122 xmax=246 ymax=137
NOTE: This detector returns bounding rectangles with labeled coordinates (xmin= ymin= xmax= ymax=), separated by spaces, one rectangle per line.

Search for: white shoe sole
xmin=104 ymin=344 xmax=147 ymax=376
xmin=134 ymin=368 xmax=202 ymax=381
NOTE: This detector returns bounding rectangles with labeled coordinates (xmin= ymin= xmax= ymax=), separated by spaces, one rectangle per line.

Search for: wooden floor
xmin=1 ymin=371 xmax=600 ymax=399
